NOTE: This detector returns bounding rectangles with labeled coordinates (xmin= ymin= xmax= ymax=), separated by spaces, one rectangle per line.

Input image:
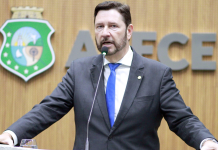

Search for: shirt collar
xmin=104 ymin=46 xmax=133 ymax=67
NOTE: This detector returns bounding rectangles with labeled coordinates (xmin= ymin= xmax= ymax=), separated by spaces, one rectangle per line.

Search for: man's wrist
xmin=3 ymin=130 xmax=18 ymax=145
xmin=200 ymin=138 xmax=218 ymax=149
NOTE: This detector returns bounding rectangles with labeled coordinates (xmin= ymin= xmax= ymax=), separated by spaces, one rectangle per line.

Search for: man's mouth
xmin=101 ymin=41 xmax=114 ymax=46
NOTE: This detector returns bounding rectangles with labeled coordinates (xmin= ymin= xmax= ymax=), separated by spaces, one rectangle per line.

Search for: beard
xmin=95 ymin=31 xmax=127 ymax=56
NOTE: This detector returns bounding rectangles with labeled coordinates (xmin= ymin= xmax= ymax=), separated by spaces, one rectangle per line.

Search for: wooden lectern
xmin=0 ymin=144 xmax=48 ymax=150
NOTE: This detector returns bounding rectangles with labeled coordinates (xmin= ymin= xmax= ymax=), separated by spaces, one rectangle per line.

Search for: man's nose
xmin=102 ymin=27 xmax=110 ymax=37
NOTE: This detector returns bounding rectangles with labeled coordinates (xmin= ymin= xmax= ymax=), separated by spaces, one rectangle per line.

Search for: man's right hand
xmin=0 ymin=132 xmax=14 ymax=146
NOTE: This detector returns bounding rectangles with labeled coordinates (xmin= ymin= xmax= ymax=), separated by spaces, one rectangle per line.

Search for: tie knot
xmin=108 ymin=63 xmax=120 ymax=71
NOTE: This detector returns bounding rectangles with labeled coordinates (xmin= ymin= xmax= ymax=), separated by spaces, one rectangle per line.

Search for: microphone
xmin=101 ymin=46 xmax=108 ymax=56
xmin=85 ymin=47 xmax=108 ymax=150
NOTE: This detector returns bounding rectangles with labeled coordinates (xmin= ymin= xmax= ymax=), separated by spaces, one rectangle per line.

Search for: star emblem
xmin=14 ymin=65 xmax=19 ymax=70
xmin=5 ymin=43 xmax=10 ymax=48
xmin=3 ymin=52 xmax=8 ymax=57
xmin=34 ymin=65 xmax=38 ymax=70
xmin=24 ymin=69 xmax=29 ymax=74
xmin=7 ymin=60 xmax=11 ymax=65
xmin=7 ymin=32 xmax=11 ymax=37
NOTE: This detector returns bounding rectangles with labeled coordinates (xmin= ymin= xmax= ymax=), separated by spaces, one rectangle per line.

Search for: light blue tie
xmin=106 ymin=63 xmax=120 ymax=127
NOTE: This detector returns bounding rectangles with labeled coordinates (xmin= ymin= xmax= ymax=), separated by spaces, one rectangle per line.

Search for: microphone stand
xmin=85 ymin=51 xmax=107 ymax=150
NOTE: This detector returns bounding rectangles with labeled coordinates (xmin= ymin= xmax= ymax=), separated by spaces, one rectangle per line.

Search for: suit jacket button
xmin=108 ymin=135 xmax=113 ymax=141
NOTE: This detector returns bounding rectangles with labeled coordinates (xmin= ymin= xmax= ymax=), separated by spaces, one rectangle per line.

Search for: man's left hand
xmin=201 ymin=140 xmax=218 ymax=150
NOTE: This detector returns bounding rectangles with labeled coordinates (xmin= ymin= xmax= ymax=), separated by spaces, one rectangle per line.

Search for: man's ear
xmin=127 ymin=24 xmax=133 ymax=41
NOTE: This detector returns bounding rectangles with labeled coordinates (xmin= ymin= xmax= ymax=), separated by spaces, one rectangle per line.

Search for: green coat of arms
xmin=0 ymin=7 xmax=55 ymax=82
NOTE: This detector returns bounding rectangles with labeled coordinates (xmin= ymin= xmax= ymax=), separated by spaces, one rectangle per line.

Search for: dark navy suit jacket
xmin=8 ymin=48 xmax=215 ymax=150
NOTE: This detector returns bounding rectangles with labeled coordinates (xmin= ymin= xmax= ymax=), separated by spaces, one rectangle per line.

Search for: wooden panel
xmin=0 ymin=0 xmax=217 ymax=149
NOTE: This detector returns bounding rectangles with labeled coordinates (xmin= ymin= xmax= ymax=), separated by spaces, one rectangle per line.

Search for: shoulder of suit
xmin=69 ymin=55 xmax=100 ymax=66
xmin=133 ymin=51 xmax=169 ymax=70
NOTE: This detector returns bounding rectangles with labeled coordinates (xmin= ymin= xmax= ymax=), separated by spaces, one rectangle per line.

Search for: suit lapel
xmin=90 ymin=55 xmax=111 ymax=130
xmin=109 ymin=50 xmax=145 ymax=135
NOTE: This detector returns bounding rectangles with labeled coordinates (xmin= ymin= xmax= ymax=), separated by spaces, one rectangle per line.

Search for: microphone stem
xmin=85 ymin=53 xmax=106 ymax=150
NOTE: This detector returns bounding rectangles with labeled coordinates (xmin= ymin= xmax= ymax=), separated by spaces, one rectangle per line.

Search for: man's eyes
xmin=95 ymin=25 xmax=103 ymax=32
xmin=96 ymin=25 xmax=117 ymax=28
xmin=96 ymin=25 xmax=103 ymax=29
xmin=95 ymin=24 xmax=118 ymax=31
xmin=110 ymin=25 xmax=117 ymax=28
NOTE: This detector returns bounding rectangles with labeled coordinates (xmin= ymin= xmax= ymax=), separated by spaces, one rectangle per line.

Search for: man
xmin=0 ymin=1 xmax=217 ymax=150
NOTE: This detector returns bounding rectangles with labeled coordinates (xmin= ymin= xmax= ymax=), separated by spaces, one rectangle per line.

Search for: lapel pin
xmin=138 ymin=76 xmax=141 ymax=79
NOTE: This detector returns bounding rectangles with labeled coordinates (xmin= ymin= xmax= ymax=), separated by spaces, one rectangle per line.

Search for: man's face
xmin=95 ymin=9 xmax=128 ymax=55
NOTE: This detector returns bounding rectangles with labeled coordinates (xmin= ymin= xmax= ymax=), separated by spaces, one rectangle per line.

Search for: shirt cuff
xmin=3 ymin=130 xmax=18 ymax=145
xmin=200 ymin=138 xmax=218 ymax=149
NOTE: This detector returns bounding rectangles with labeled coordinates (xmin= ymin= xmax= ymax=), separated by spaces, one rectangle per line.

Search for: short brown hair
xmin=94 ymin=1 xmax=132 ymax=27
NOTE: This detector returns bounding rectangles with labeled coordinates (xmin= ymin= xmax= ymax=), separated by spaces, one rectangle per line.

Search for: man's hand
xmin=0 ymin=132 xmax=14 ymax=146
xmin=201 ymin=140 xmax=218 ymax=150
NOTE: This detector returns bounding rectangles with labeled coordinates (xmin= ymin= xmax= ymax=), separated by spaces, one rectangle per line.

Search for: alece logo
xmin=0 ymin=7 xmax=55 ymax=82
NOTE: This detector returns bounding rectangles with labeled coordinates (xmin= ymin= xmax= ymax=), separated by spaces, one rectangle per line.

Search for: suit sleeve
xmin=7 ymin=61 xmax=75 ymax=145
xmin=160 ymin=67 xmax=215 ymax=150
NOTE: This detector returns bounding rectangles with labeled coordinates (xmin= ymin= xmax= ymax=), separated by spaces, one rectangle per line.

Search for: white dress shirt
xmin=104 ymin=46 xmax=133 ymax=121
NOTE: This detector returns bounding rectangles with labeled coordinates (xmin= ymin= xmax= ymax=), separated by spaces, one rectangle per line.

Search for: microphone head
xmin=101 ymin=46 xmax=108 ymax=56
